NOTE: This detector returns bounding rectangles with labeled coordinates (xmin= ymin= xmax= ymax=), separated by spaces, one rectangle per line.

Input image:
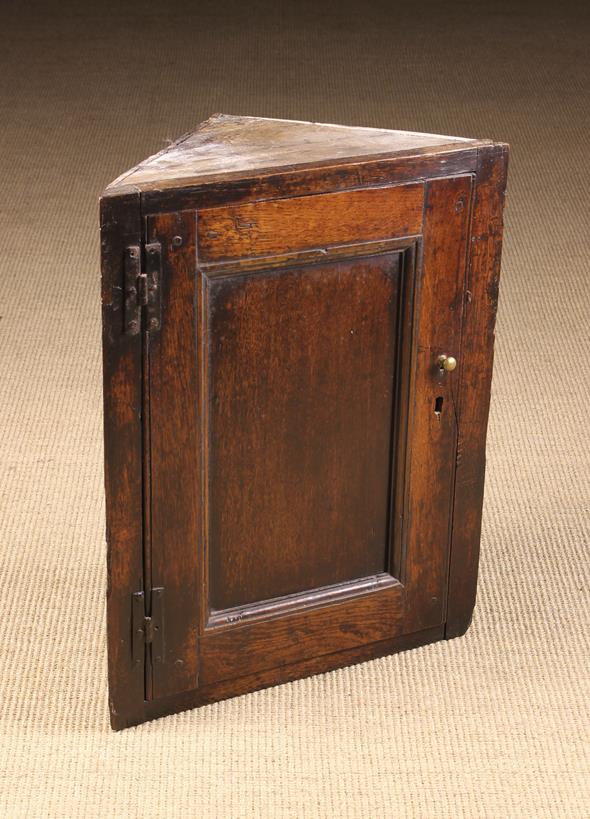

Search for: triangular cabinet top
xmin=105 ymin=114 xmax=491 ymax=195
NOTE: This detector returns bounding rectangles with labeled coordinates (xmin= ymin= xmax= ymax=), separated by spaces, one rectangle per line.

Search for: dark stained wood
xmin=207 ymin=572 xmax=397 ymax=629
xmin=101 ymin=191 xmax=144 ymax=728
xmin=206 ymin=254 xmax=401 ymax=610
xmin=113 ymin=624 xmax=444 ymax=730
xmin=200 ymin=236 xmax=416 ymax=277
xmin=445 ymin=144 xmax=509 ymax=638
xmin=102 ymin=115 xmax=508 ymax=729
xmin=198 ymin=184 xmax=423 ymax=260
xmin=403 ymin=175 xmax=473 ymax=633
xmin=145 ymin=210 xmax=201 ymax=698
xmin=200 ymin=583 xmax=404 ymax=685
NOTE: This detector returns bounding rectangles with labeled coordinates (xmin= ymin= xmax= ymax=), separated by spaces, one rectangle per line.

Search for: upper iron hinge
xmin=131 ymin=588 xmax=165 ymax=666
xmin=124 ymin=242 xmax=162 ymax=335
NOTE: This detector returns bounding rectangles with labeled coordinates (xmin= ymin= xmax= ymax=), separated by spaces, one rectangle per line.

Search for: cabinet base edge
xmin=110 ymin=623 xmax=445 ymax=730
xmin=444 ymin=606 xmax=475 ymax=640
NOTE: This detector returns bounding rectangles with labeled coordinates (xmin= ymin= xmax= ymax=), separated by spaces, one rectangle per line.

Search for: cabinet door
xmin=123 ymin=176 xmax=472 ymax=716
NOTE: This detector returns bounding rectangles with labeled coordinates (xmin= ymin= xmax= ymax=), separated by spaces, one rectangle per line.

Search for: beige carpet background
xmin=1 ymin=1 xmax=589 ymax=816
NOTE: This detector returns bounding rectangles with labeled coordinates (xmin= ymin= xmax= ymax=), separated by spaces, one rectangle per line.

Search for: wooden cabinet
xmin=101 ymin=115 xmax=508 ymax=729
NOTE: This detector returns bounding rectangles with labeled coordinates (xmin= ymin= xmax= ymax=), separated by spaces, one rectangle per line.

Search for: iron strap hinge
xmin=131 ymin=588 xmax=165 ymax=666
xmin=124 ymin=242 xmax=162 ymax=335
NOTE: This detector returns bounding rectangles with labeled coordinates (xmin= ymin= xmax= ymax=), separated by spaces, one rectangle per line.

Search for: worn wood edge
xmin=100 ymin=185 xmax=142 ymax=203
xmin=445 ymin=609 xmax=474 ymax=641
xmin=109 ymin=114 xmax=482 ymax=192
xmin=111 ymin=145 xmax=485 ymax=214
xmin=131 ymin=142 xmax=486 ymax=193
xmin=207 ymin=573 xmax=398 ymax=630
xmin=109 ymin=624 xmax=444 ymax=730
xmin=444 ymin=142 xmax=509 ymax=640
xmin=101 ymin=190 xmax=145 ymax=724
xmin=103 ymin=129 xmax=197 ymax=192
xmin=102 ymin=138 xmax=491 ymax=199
xmin=200 ymin=235 xmax=420 ymax=277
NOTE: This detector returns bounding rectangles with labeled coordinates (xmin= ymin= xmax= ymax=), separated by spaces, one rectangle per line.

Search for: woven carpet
xmin=1 ymin=0 xmax=588 ymax=816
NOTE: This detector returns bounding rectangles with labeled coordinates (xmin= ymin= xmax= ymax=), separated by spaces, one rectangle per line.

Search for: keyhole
xmin=434 ymin=396 xmax=444 ymax=415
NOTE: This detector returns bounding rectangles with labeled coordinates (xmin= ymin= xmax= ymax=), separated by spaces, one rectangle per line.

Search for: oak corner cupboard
xmin=100 ymin=113 xmax=508 ymax=729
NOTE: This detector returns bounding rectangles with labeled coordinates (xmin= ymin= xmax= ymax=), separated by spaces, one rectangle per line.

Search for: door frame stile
xmin=102 ymin=190 xmax=145 ymax=729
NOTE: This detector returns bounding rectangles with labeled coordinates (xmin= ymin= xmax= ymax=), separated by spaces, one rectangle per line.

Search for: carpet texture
xmin=1 ymin=1 xmax=589 ymax=816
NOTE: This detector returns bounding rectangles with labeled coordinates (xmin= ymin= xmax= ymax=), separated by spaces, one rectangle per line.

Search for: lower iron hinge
xmin=124 ymin=242 xmax=162 ymax=335
xmin=131 ymin=588 xmax=165 ymax=666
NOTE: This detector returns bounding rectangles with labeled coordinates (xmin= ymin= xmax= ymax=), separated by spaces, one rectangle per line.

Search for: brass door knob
xmin=438 ymin=354 xmax=457 ymax=372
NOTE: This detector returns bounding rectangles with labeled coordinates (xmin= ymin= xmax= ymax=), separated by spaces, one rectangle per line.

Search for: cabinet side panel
xmin=446 ymin=145 xmax=509 ymax=638
xmin=147 ymin=211 xmax=201 ymax=698
xmin=101 ymin=192 xmax=144 ymax=728
xmin=403 ymin=175 xmax=473 ymax=632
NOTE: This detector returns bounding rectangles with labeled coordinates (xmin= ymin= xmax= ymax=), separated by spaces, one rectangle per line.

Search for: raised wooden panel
xmin=197 ymin=183 xmax=423 ymax=261
xmin=205 ymin=253 xmax=403 ymax=612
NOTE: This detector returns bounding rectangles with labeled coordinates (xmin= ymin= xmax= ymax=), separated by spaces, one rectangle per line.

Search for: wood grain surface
xmin=146 ymin=210 xmax=201 ymax=699
xmin=197 ymin=183 xmax=423 ymax=261
xmin=101 ymin=191 xmax=145 ymax=727
xmin=445 ymin=144 xmax=509 ymax=638
xmin=402 ymin=174 xmax=473 ymax=633
xmin=102 ymin=117 xmax=508 ymax=728
xmin=206 ymin=253 xmax=401 ymax=610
